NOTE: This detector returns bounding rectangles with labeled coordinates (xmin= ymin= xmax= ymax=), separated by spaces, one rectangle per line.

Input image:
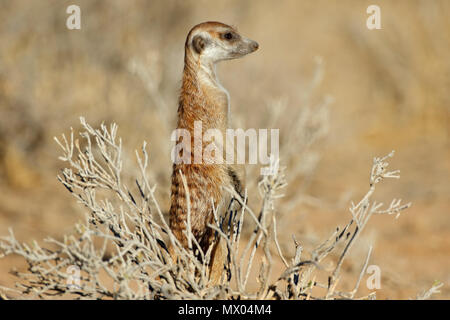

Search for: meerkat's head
xmin=185 ymin=21 xmax=259 ymax=64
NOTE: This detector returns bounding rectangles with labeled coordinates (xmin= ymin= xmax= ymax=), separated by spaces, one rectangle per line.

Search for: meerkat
xmin=169 ymin=21 xmax=259 ymax=281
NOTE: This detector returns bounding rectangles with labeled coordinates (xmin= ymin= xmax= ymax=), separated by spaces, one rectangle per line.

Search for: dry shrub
xmin=1 ymin=117 xmax=437 ymax=300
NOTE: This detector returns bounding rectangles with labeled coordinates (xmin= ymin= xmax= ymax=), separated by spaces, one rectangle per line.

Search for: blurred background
xmin=0 ymin=0 xmax=448 ymax=299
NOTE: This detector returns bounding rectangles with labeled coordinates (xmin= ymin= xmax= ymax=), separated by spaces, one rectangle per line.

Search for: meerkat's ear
xmin=192 ymin=35 xmax=207 ymax=54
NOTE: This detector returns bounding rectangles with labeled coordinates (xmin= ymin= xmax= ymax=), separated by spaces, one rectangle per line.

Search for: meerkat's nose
xmin=251 ymin=41 xmax=259 ymax=51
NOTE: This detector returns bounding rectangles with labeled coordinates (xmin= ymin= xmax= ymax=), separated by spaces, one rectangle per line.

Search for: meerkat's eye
xmin=223 ymin=32 xmax=234 ymax=40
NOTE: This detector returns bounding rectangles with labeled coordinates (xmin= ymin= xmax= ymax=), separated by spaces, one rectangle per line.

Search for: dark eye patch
xmin=222 ymin=31 xmax=237 ymax=41
xmin=224 ymin=32 xmax=233 ymax=40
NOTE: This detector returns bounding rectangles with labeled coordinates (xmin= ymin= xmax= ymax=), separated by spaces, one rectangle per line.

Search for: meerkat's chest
xmin=217 ymin=84 xmax=231 ymax=121
xmin=207 ymin=85 xmax=231 ymax=123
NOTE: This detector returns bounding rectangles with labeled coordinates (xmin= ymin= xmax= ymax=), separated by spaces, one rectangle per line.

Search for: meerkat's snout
xmin=235 ymin=36 xmax=259 ymax=56
xmin=250 ymin=40 xmax=259 ymax=51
